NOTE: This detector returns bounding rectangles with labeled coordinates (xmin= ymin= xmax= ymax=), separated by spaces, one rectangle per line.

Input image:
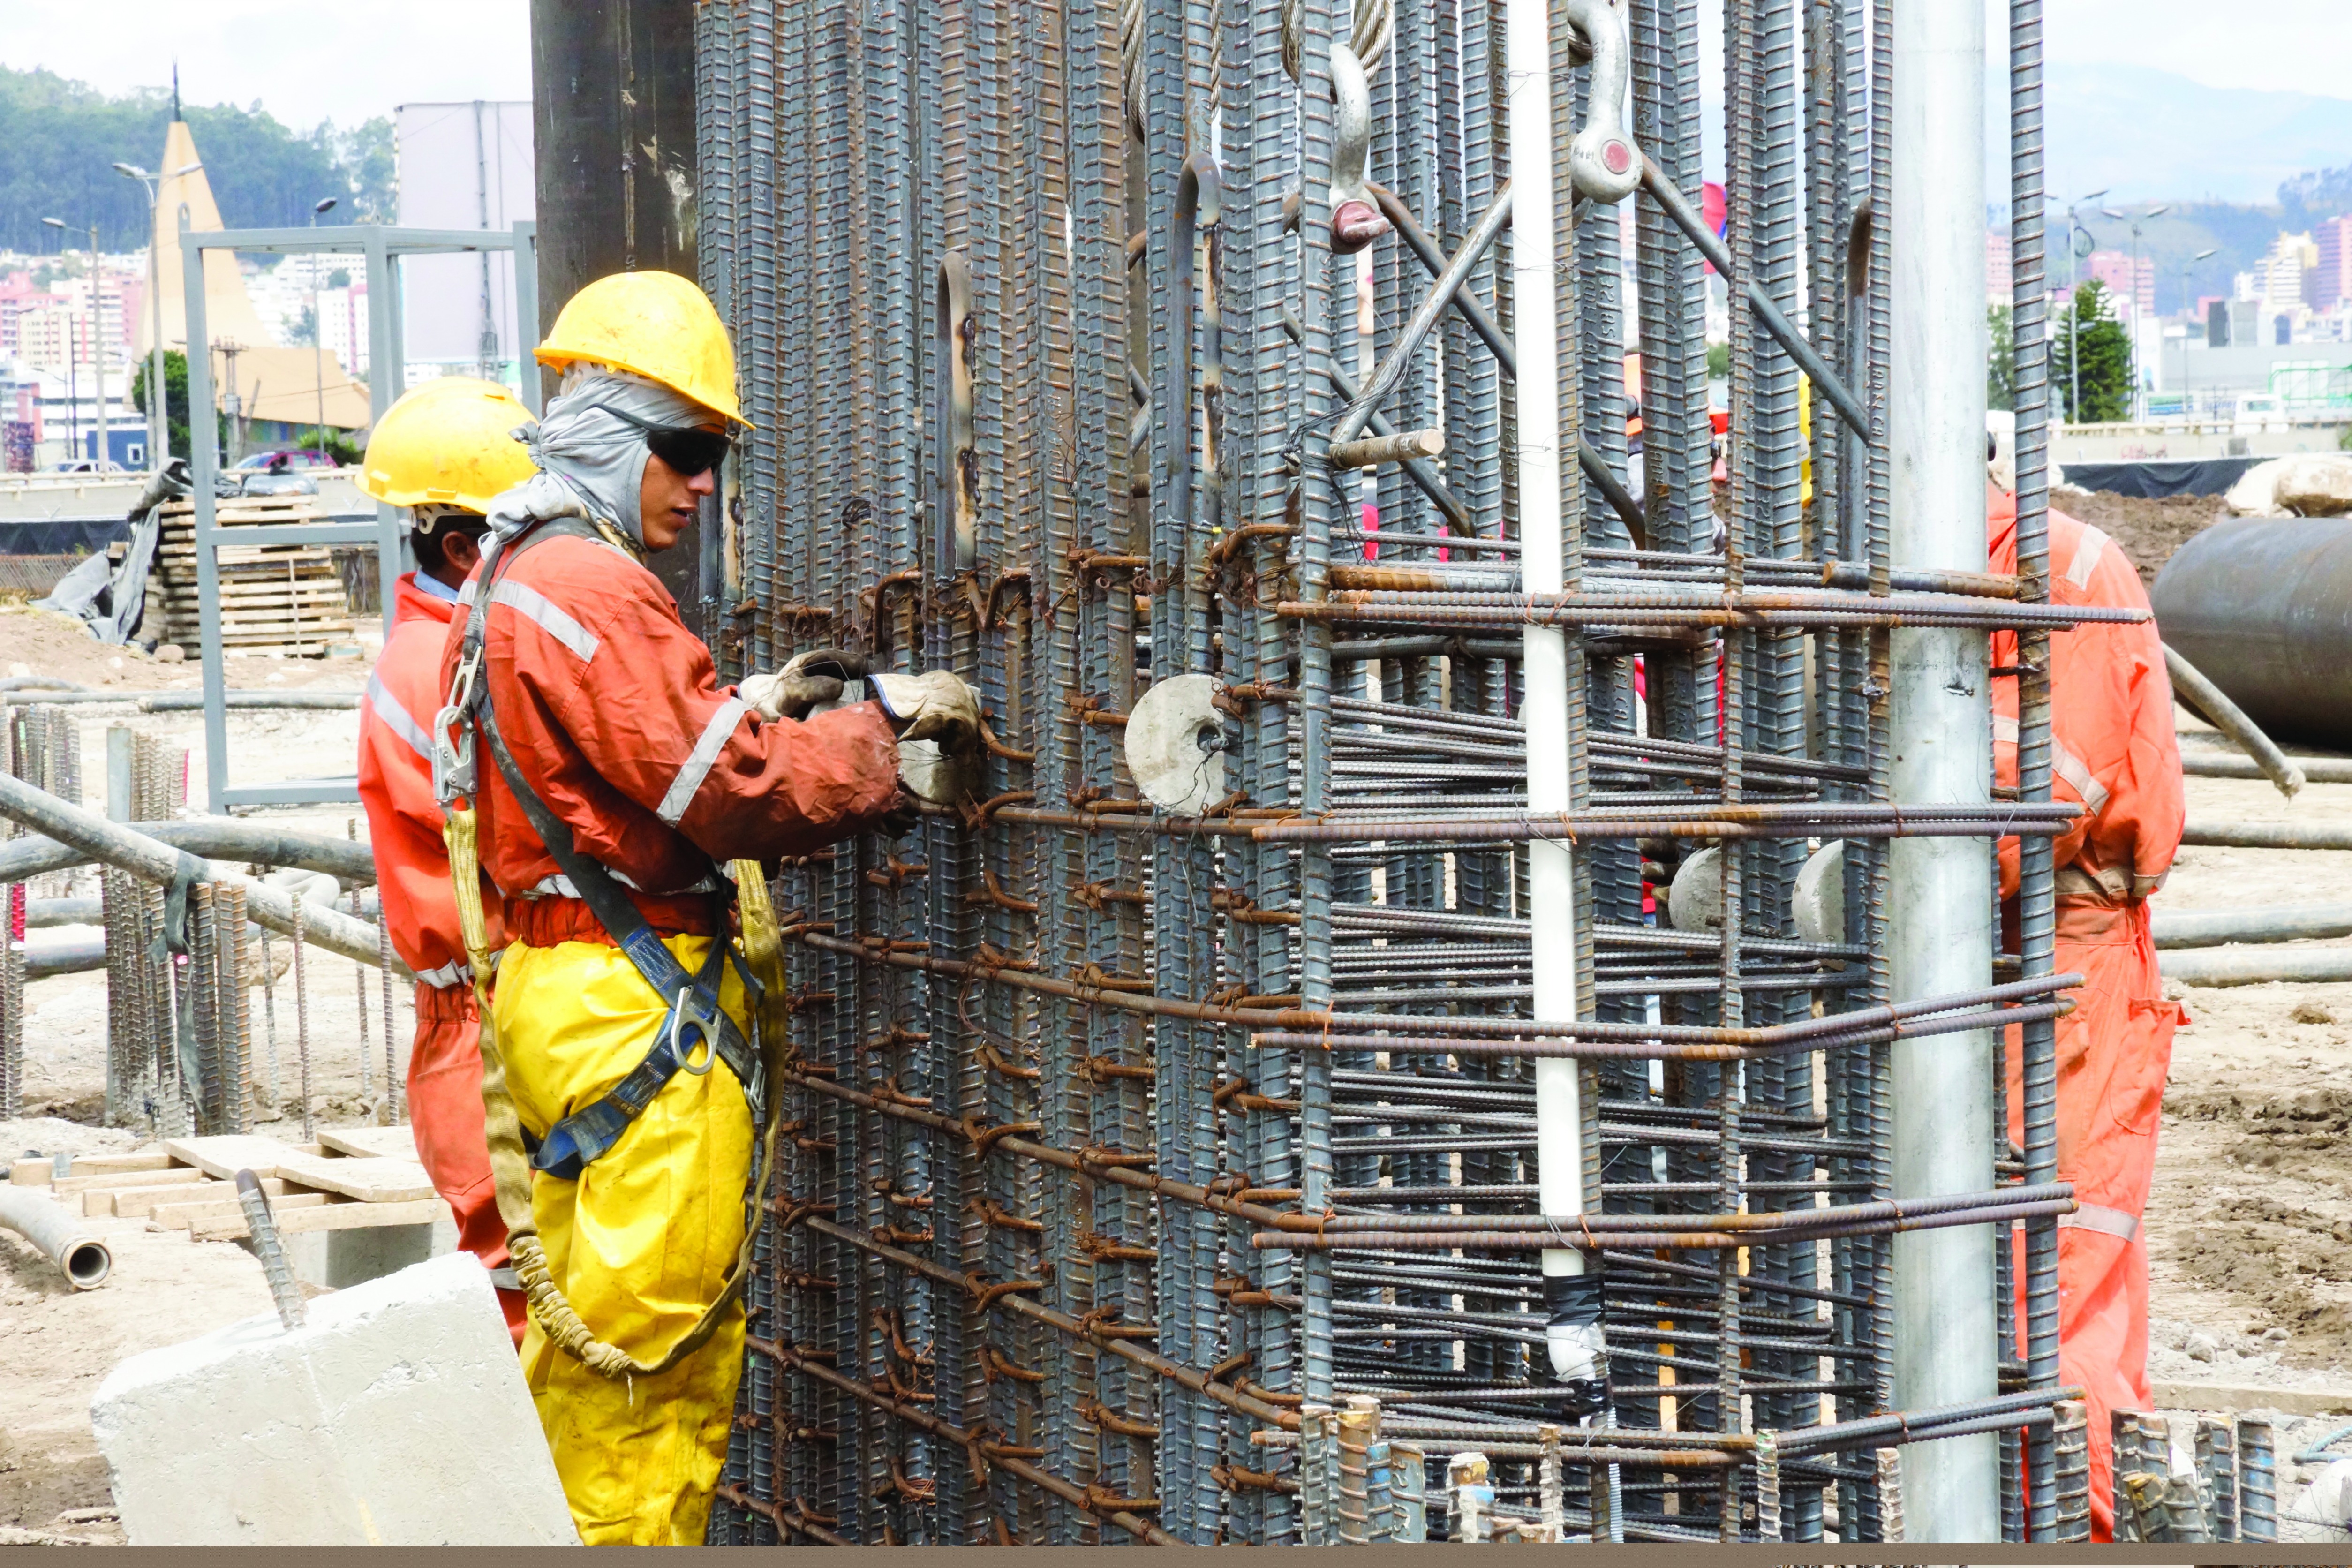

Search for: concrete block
xmin=92 ymin=1251 xmax=576 ymax=1545
xmin=267 ymin=1208 xmax=455 ymax=1291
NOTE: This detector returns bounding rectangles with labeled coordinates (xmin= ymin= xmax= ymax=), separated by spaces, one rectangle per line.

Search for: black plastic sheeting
xmin=0 ymin=517 xmax=132 ymax=556
xmin=2062 ymin=456 xmax=2262 ymax=500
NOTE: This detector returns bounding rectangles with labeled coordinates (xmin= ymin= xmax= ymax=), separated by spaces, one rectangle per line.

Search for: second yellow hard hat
xmin=356 ymin=376 xmax=538 ymax=515
xmin=534 ymin=270 xmax=748 ymax=427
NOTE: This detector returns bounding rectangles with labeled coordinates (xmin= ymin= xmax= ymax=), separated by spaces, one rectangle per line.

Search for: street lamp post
xmin=86 ymin=217 xmax=108 ymax=470
xmin=113 ymin=160 xmax=199 ymax=473
xmin=2103 ymin=204 xmax=2169 ymax=421
xmin=309 ymin=196 xmax=337 ymax=463
xmin=39 ymin=217 xmax=76 ymax=466
xmin=2062 ymin=188 xmax=2108 ymax=425
xmin=2181 ymin=246 xmax=2218 ymax=420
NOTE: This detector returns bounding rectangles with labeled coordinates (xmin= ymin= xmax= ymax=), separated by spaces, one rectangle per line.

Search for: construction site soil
xmin=2057 ymin=487 xmax=2230 ymax=586
xmin=7 ymin=614 xmax=2352 ymax=1538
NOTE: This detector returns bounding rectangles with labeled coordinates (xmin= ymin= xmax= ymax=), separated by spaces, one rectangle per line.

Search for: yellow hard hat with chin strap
xmin=534 ymin=270 xmax=750 ymax=428
xmin=357 ymin=376 xmax=539 ymax=517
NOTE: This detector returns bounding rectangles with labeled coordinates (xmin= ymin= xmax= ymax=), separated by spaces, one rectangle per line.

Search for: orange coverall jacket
xmin=1989 ymin=486 xmax=2188 ymax=1540
xmin=437 ymin=527 xmax=901 ymax=940
xmin=357 ymin=569 xmax=520 ymax=1336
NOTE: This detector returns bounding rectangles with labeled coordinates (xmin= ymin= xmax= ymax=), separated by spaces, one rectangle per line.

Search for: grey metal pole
xmin=90 ymin=221 xmax=108 ymax=470
xmin=511 ymin=221 xmax=540 ymax=416
xmin=179 ymin=209 xmax=232 ymax=814
xmin=1887 ymin=0 xmax=2000 ymax=1539
xmin=149 ymin=200 xmax=165 ymax=468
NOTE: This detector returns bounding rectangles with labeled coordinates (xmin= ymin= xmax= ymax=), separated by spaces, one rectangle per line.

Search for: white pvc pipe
xmin=1887 ymin=0 xmax=2000 ymax=1539
xmin=0 ymin=1186 xmax=113 ymax=1289
xmin=1507 ymin=0 xmax=1596 ymax=1388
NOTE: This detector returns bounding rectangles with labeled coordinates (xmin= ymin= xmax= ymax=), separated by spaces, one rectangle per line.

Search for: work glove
xmin=867 ymin=670 xmax=983 ymax=756
xmin=738 ymin=648 xmax=871 ymax=722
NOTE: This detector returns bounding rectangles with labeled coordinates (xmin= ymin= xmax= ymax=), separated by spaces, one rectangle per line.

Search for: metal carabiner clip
xmin=430 ymin=647 xmax=484 ymax=805
xmin=669 ymin=986 xmax=721 ymax=1076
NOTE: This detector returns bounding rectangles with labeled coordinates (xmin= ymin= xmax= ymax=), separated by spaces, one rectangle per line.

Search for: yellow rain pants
xmin=493 ymin=934 xmax=753 ymax=1546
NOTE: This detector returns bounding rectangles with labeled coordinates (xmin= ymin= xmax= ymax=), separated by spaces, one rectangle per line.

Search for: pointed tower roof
xmin=139 ymin=118 xmax=275 ymax=356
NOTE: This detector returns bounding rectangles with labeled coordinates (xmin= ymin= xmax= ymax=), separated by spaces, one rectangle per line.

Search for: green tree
xmin=2053 ymin=282 xmax=2130 ymax=424
xmin=0 ymin=66 xmax=392 ymax=253
xmin=130 ymin=349 xmax=228 ymax=461
xmin=1987 ymin=303 xmax=2014 ymax=413
xmin=131 ymin=349 xmax=190 ymax=460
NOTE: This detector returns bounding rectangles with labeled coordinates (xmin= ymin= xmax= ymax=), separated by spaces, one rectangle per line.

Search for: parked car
xmin=233 ymin=449 xmax=339 ymax=472
xmin=234 ymin=470 xmax=320 ymax=497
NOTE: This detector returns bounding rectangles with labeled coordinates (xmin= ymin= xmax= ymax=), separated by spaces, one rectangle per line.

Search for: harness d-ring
xmin=671 ymin=986 xmax=722 ymax=1076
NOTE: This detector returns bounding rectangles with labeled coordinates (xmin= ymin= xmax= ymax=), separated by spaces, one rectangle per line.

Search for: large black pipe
xmin=530 ymin=0 xmax=704 ymax=628
xmin=2153 ymin=516 xmax=2352 ymax=750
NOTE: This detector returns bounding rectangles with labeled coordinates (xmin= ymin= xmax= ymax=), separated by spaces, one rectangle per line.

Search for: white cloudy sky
xmin=0 ymin=0 xmax=2344 ymax=136
xmin=0 ymin=1 xmax=532 ymax=129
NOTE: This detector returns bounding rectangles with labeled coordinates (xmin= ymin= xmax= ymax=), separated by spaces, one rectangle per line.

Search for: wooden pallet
xmin=151 ymin=498 xmax=355 ymax=650
xmin=6 ymin=1127 xmax=445 ymax=1242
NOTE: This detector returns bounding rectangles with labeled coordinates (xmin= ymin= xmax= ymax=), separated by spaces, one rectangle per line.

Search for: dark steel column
xmin=530 ymin=0 xmax=705 ymax=621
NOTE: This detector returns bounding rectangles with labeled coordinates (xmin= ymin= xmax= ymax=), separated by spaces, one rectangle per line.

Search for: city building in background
xmin=2087 ymin=249 xmax=2156 ymax=317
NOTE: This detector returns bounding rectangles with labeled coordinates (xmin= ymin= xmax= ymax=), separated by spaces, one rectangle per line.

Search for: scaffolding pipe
xmin=0 ymin=773 xmax=400 ymax=973
xmin=1886 ymin=0 xmax=2000 ymax=1538
xmin=2163 ymin=644 xmax=2302 ymax=798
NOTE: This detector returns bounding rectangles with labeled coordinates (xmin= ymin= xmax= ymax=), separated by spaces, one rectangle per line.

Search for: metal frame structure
xmin=686 ymin=0 xmax=2117 ymax=1543
xmin=180 ymin=219 xmax=539 ymax=812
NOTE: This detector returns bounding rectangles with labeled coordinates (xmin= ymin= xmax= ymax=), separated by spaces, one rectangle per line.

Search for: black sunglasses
xmin=588 ymin=403 xmax=732 ymax=477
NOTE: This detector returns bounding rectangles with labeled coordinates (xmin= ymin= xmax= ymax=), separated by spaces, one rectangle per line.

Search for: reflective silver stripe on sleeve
xmin=656 ymin=696 xmax=749 ymax=826
xmin=413 ymin=959 xmax=473 ymax=988
xmin=2058 ymin=1203 xmax=2138 ymax=1241
xmin=2053 ymin=741 xmax=2111 ymax=814
xmin=2064 ymin=525 xmax=2108 ymax=590
xmin=1991 ymin=714 xmax=2110 ymax=815
xmin=363 ymin=671 xmax=433 ymax=762
xmin=457 ymin=577 xmax=479 ymax=605
xmin=488 ymin=578 xmax=600 ymax=663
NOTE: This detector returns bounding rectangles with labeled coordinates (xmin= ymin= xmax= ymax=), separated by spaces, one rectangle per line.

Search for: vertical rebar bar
xmin=292 ymin=890 xmax=313 ymax=1141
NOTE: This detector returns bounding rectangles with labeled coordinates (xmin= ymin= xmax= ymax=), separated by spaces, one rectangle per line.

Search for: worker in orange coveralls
xmin=1987 ymin=420 xmax=2188 ymax=1541
xmin=433 ymin=271 xmax=978 ymax=1543
xmin=354 ymin=377 xmax=540 ymax=1342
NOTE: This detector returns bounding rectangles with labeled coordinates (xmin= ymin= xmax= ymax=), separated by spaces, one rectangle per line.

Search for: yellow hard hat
xmin=356 ymin=377 xmax=538 ymax=515
xmin=534 ymin=270 xmax=748 ymax=427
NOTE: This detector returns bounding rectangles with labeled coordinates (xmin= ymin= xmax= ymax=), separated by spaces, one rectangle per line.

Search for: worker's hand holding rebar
xmin=741 ymin=649 xmax=871 ymax=722
xmin=868 ymin=671 xmax=983 ymax=755
xmin=738 ymin=668 xmax=839 ymax=721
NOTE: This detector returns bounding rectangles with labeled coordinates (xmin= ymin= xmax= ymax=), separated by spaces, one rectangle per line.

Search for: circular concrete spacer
xmin=1793 ymin=839 xmax=1847 ymax=949
xmin=1666 ymin=844 xmax=1720 ymax=934
xmin=1124 ymin=673 xmax=1228 ymax=815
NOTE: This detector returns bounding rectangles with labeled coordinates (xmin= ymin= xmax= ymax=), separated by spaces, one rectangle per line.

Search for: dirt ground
xmin=2058 ymin=488 xmax=2230 ymax=586
xmin=6 ymin=601 xmax=2352 ymax=1537
xmin=1 ymin=606 xmax=402 ymax=1539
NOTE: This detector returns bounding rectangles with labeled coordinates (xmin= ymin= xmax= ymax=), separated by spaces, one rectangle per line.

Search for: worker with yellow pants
xmin=495 ymin=936 xmax=752 ymax=1542
xmin=431 ymin=271 xmax=979 ymax=1543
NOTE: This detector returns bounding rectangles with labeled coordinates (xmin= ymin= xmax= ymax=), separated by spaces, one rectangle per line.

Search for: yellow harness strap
xmin=444 ymin=807 xmax=792 ymax=1380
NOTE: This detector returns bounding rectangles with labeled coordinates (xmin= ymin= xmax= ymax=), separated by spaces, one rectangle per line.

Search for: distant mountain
xmin=2001 ymin=61 xmax=2352 ymax=208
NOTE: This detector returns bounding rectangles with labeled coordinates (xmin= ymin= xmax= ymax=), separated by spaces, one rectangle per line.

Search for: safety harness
xmin=434 ymin=515 xmax=792 ymax=1380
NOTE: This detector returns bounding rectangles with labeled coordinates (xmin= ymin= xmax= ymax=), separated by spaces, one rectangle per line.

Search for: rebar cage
xmin=691 ymin=0 xmax=2096 ymax=1543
